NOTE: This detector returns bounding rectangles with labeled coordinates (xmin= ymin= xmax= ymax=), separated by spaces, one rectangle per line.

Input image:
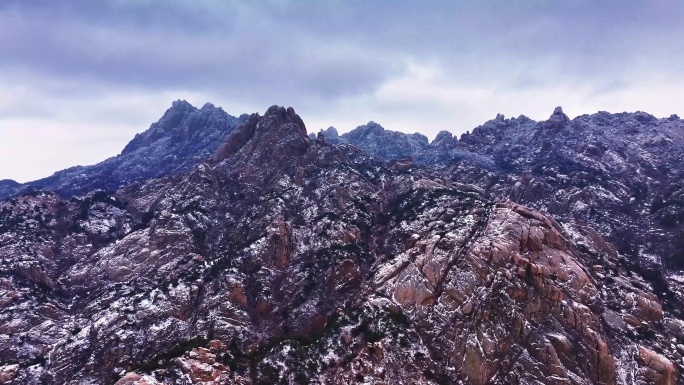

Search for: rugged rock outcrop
xmin=0 ymin=180 xmax=20 ymax=200
xmin=314 ymin=109 xmax=683 ymax=275
xmin=452 ymin=108 xmax=684 ymax=277
xmin=310 ymin=121 xmax=432 ymax=162
xmin=1 ymin=106 xmax=682 ymax=384
xmin=0 ymin=101 xmax=246 ymax=200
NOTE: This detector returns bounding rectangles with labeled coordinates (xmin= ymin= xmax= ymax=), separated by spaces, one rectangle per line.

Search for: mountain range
xmin=1 ymin=102 xmax=683 ymax=384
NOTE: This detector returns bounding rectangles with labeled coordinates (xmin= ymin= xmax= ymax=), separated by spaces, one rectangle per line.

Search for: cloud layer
xmin=1 ymin=0 xmax=683 ymax=181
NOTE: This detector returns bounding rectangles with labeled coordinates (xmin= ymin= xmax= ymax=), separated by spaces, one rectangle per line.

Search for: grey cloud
xmin=2 ymin=0 xmax=683 ymax=103
xmin=0 ymin=0 xmax=403 ymax=106
xmin=2 ymin=0 xmax=684 ymax=181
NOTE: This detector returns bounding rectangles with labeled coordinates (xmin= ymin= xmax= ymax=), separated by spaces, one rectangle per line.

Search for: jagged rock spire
xmin=545 ymin=106 xmax=570 ymax=129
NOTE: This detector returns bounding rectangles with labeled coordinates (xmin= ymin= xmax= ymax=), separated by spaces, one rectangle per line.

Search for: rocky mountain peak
xmin=121 ymin=101 xmax=238 ymax=157
xmin=212 ymin=105 xmax=310 ymax=166
xmin=433 ymin=130 xmax=454 ymax=143
xmin=0 ymin=179 xmax=19 ymax=187
xmin=0 ymin=179 xmax=20 ymax=199
xmin=121 ymin=101 xmax=198 ymax=155
xmin=261 ymin=105 xmax=308 ymax=137
xmin=171 ymin=99 xmax=194 ymax=109
xmin=544 ymin=105 xmax=570 ymax=129
xmin=321 ymin=126 xmax=339 ymax=138
xmin=158 ymin=100 xmax=198 ymax=129
xmin=632 ymin=111 xmax=657 ymax=124
xmin=310 ymin=126 xmax=341 ymax=143
xmin=2 ymin=104 xmax=684 ymax=385
xmin=345 ymin=121 xmax=385 ymax=141
xmin=433 ymin=130 xmax=455 ymax=145
xmin=0 ymin=100 xmax=243 ymax=200
xmin=517 ymin=114 xmax=532 ymax=122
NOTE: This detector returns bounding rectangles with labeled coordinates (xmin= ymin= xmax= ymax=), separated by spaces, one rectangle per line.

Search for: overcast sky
xmin=1 ymin=0 xmax=683 ymax=182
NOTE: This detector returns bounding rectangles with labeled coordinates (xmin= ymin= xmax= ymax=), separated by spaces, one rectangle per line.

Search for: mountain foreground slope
xmin=1 ymin=106 xmax=683 ymax=384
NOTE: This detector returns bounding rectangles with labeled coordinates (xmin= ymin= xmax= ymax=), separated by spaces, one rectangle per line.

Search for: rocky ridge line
xmin=0 ymin=106 xmax=682 ymax=384
xmin=0 ymin=101 xmax=246 ymax=200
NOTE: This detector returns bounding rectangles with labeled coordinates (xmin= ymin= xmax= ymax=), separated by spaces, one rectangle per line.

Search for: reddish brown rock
xmin=0 ymin=365 xmax=19 ymax=384
xmin=637 ymin=346 xmax=678 ymax=385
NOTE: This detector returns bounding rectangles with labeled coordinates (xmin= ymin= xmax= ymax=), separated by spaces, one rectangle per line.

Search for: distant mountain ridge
xmin=310 ymin=120 xmax=497 ymax=167
xmin=2 ymin=103 xmax=683 ymax=271
xmin=0 ymin=100 xmax=247 ymax=200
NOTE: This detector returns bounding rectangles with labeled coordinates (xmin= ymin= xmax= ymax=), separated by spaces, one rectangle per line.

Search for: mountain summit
xmin=0 ymin=101 xmax=246 ymax=200
xmin=545 ymin=106 xmax=571 ymax=129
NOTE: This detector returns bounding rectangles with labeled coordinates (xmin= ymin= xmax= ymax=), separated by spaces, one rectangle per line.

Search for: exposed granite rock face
xmin=1 ymin=106 xmax=682 ymax=384
xmin=0 ymin=364 xmax=19 ymax=383
xmin=320 ymin=109 xmax=684 ymax=274
xmin=544 ymin=106 xmax=571 ymax=129
xmin=333 ymin=121 xmax=431 ymax=161
xmin=454 ymin=108 xmax=684 ymax=273
xmin=0 ymin=101 xmax=246 ymax=200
